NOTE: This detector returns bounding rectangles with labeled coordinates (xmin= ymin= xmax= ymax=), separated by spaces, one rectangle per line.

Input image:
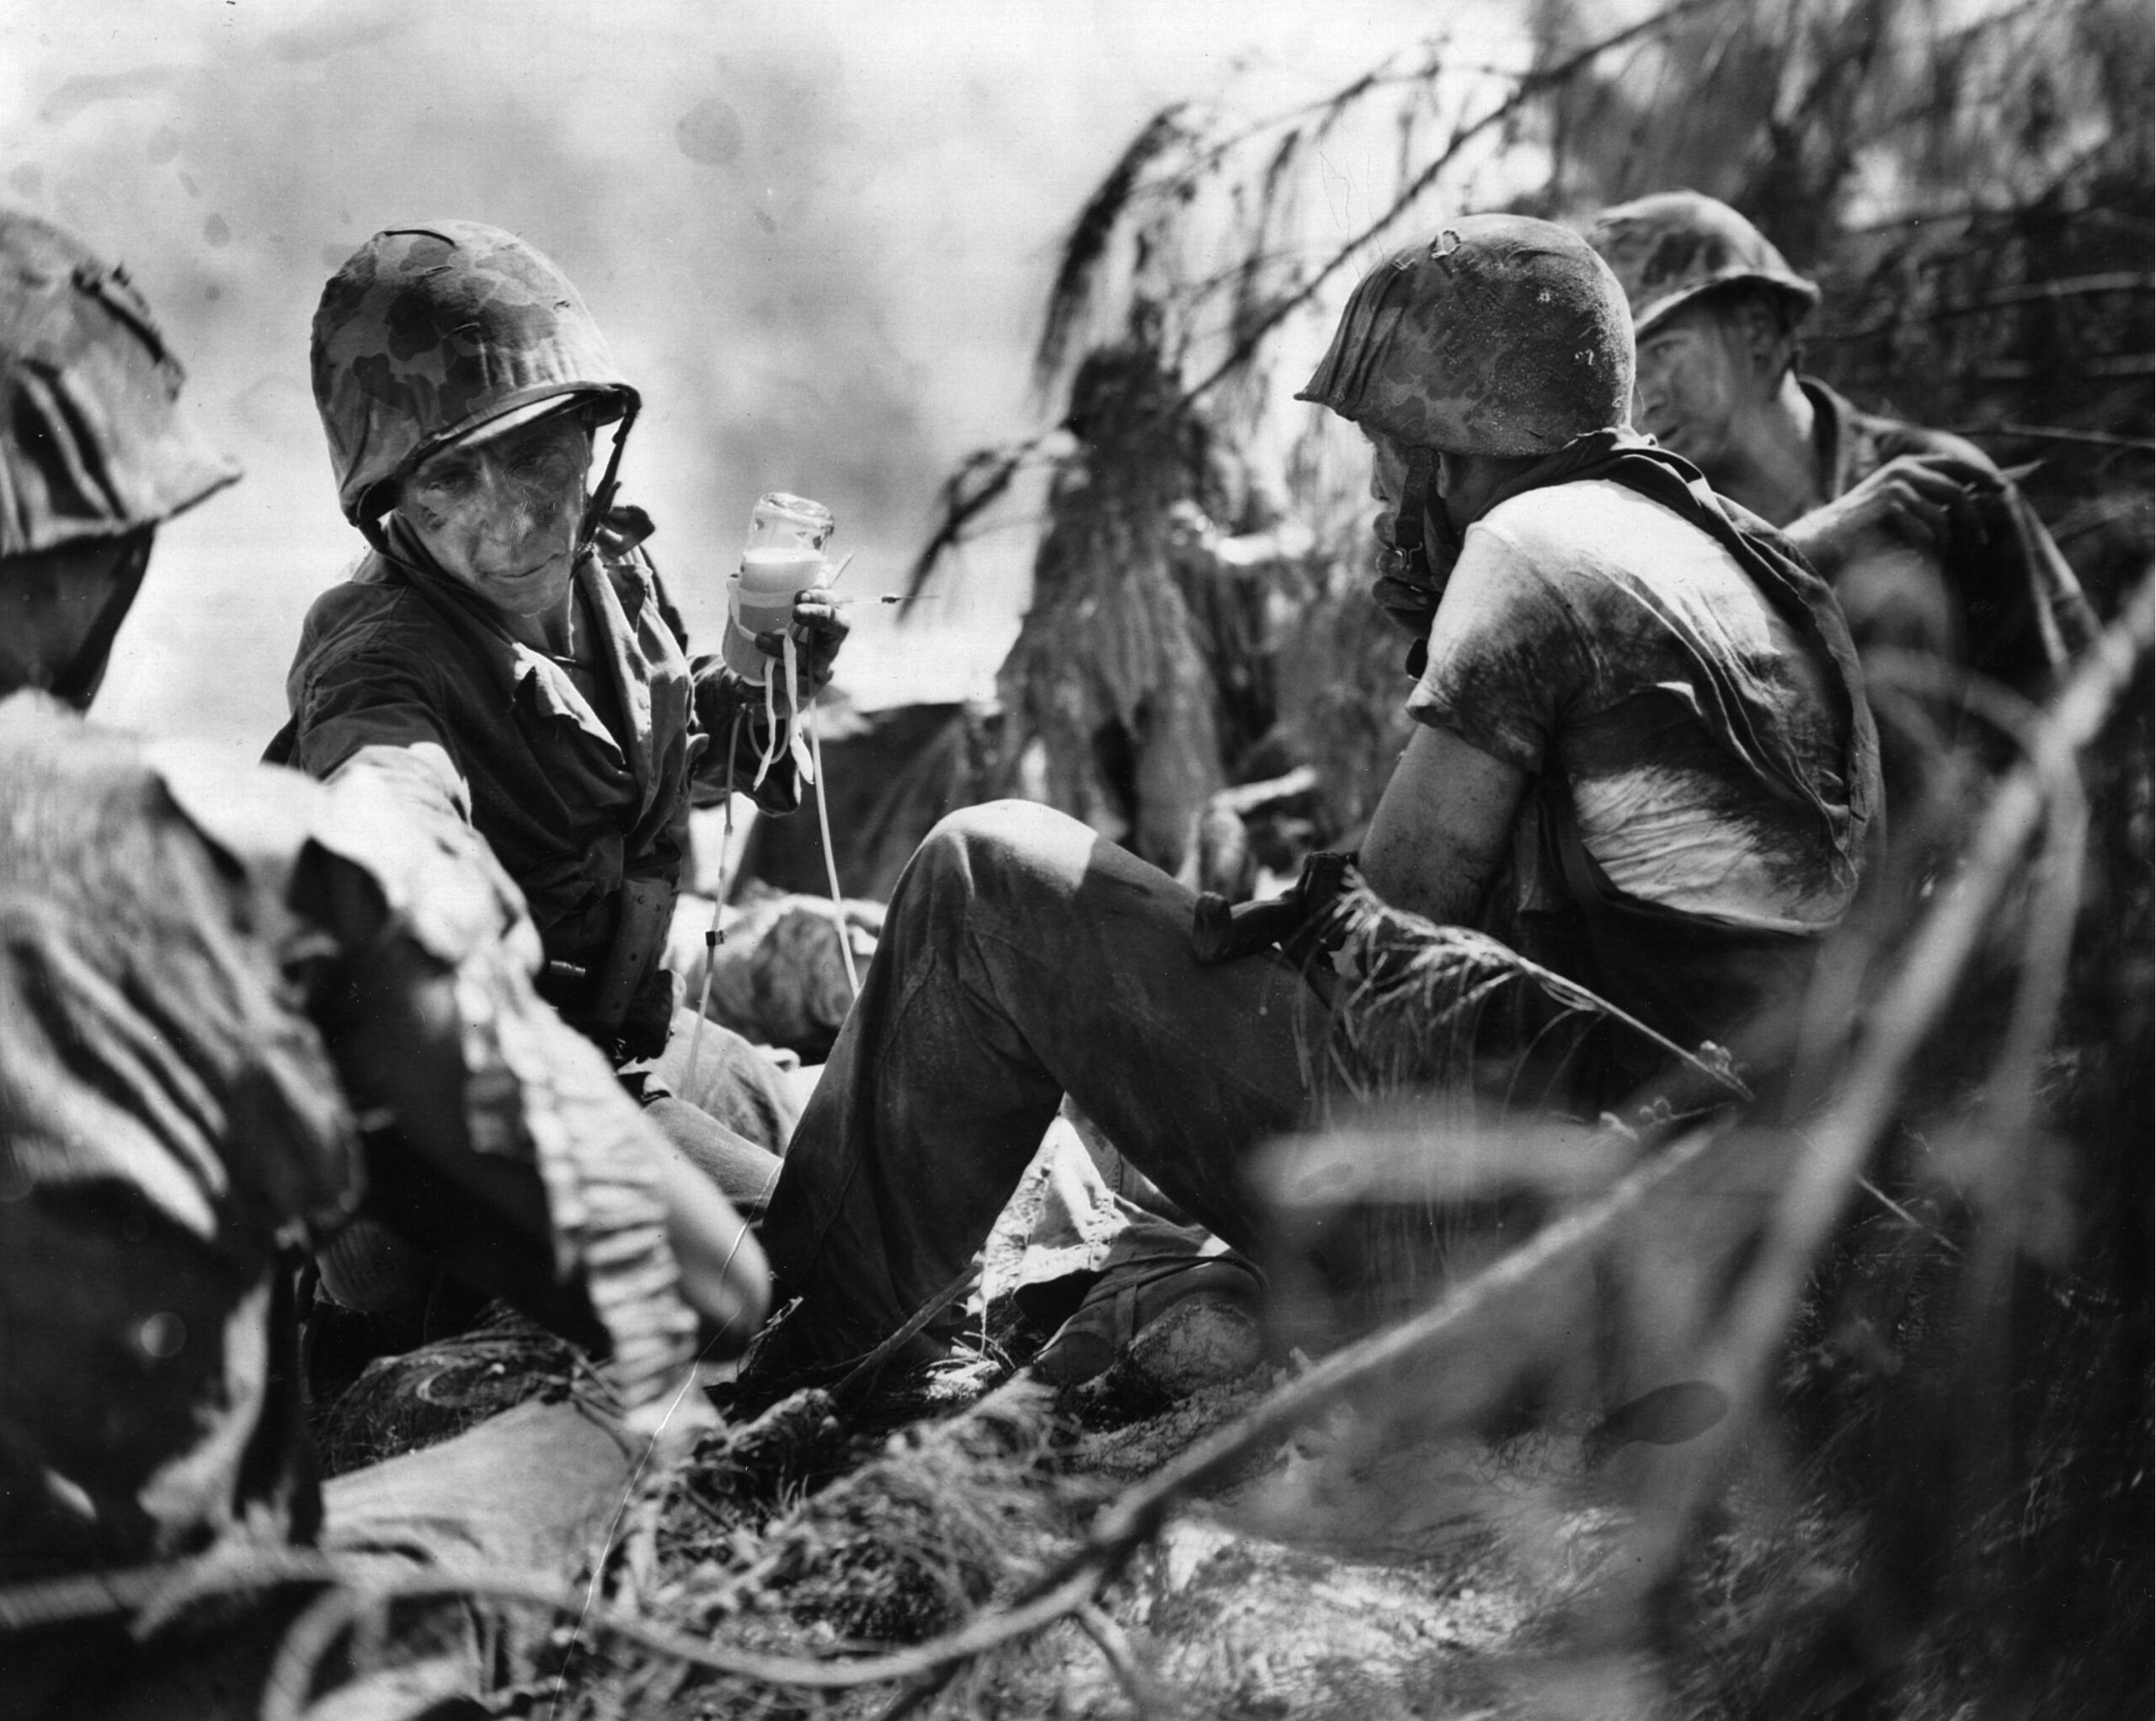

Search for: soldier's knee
xmin=904 ymin=800 xmax=1087 ymax=916
xmin=920 ymin=799 xmax=1057 ymax=871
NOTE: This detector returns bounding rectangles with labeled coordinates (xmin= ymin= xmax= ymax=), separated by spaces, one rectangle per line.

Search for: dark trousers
xmin=760 ymin=801 xmax=1317 ymax=1362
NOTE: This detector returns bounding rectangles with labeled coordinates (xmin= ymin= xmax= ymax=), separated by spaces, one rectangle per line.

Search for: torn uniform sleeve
xmin=300 ymin=785 xmax=700 ymax=1424
xmin=1405 ymin=526 xmax=1586 ymax=777
xmin=286 ymin=644 xmax=478 ymax=838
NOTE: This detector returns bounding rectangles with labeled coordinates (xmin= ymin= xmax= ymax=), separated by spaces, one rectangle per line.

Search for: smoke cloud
xmin=0 ymin=0 xmax=1488 ymax=755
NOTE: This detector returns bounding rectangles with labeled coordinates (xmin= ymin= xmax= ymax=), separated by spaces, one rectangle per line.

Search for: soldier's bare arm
xmin=1361 ymin=724 xmax=1529 ymax=927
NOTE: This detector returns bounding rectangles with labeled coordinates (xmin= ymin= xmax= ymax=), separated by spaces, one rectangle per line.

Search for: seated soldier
xmin=1585 ymin=191 xmax=2098 ymax=744
xmin=754 ymin=216 xmax=1880 ymax=1376
xmin=270 ymin=221 xmax=848 ymax=1219
xmin=0 ymin=209 xmax=763 ymax=1717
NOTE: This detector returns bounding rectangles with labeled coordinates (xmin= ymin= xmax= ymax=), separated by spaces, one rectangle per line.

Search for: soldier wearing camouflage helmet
xmin=0 ymin=204 xmax=237 ymax=703
xmin=1295 ymin=213 xmax=1635 ymax=673
xmin=742 ymin=214 xmax=1879 ymax=1391
xmin=272 ymin=221 xmax=844 ymax=1227
xmin=1588 ymin=190 xmax=2096 ymax=707
xmin=309 ymin=218 xmax=639 ymax=537
xmin=0 ymin=207 xmax=766 ymax=1714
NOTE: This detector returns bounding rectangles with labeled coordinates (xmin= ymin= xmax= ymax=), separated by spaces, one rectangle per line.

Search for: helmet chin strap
xmin=357 ymin=393 xmax=643 ymax=561
xmin=577 ymin=397 xmax=640 ymax=550
xmin=1383 ymin=444 xmax=1459 ymax=591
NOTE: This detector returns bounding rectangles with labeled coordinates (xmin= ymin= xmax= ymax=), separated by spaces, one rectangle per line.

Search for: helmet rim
xmin=1297 ymin=213 xmax=1636 ymax=457
xmin=312 ymin=220 xmax=637 ymax=526
xmin=1587 ymin=190 xmax=1821 ymax=342
xmin=0 ymin=206 xmax=239 ymax=558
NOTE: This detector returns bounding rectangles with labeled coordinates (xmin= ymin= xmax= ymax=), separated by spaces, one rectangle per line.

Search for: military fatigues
xmin=1588 ymin=190 xmax=2100 ymax=702
xmin=1801 ymin=377 xmax=2098 ymax=696
xmin=0 ymin=208 xmax=738 ymax=1719
xmin=0 ymin=697 xmax=702 ymax=1710
xmin=288 ymin=223 xmax=806 ymax=1180
xmin=270 ymin=507 xmax=800 ymax=1065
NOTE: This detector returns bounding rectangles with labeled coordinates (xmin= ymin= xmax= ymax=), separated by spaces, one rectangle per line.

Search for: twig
xmin=831 ymin=1258 xmax=985 ymax=1405
xmin=1171 ymin=47 xmax=1433 ymax=180
xmin=1853 ymin=1173 xmax=1962 ymax=1257
xmin=1583 ymin=573 xmax=2156 ymax=1637
xmin=1175 ymin=0 xmax=1722 ymax=408
xmin=1938 ymin=423 xmax=2156 ymax=453
xmin=1078 ymin=1601 xmax=1187 ymax=1719
xmin=0 ymin=1542 xmax=1108 ymax=1712
xmin=1944 ymin=652 xmax=2094 ymax=1543
xmin=1806 ymin=270 xmax=2156 ymax=343
xmin=901 ymin=435 xmax=1054 ymax=606
xmin=1064 ymin=1124 xmax=1725 ymax=1569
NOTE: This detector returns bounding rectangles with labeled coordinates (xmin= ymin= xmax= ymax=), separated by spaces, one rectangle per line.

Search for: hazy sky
xmin=2 ymin=0 xmax=1524 ymax=751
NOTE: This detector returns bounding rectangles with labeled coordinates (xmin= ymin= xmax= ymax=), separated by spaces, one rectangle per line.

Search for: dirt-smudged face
xmin=1632 ymin=297 xmax=1770 ymax=475
xmin=1364 ymin=427 xmax=1518 ymax=543
xmin=1365 ymin=428 xmax=1416 ymax=554
xmin=397 ymin=410 xmax=593 ymax=623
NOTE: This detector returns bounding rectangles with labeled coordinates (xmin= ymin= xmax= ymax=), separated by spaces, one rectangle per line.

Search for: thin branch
xmin=900 ymin=435 xmax=1054 ymax=607
xmin=832 ymin=1258 xmax=984 ymax=1403
xmin=1937 ymin=422 xmax=2156 ymax=453
xmin=1070 ymin=1123 xmax=1727 ymax=1566
xmin=1077 ymin=1602 xmax=1188 ymax=1719
xmin=1854 ymin=1173 xmax=1963 ymax=1257
xmin=1175 ymin=0 xmax=1723 ymax=409
xmin=1582 ymin=571 xmax=2156 ymax=1638
xmin=1173 ymin=45 xmax=1442 ymax=180
xmin=1806 ymin=270 xmax=2156 ymax=342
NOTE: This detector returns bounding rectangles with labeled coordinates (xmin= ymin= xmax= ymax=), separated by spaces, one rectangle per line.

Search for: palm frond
xmin=899 ymin=437 xmax=1043 ymax=609
xmin=1033 ymin=104 xmax=1192 ymax=389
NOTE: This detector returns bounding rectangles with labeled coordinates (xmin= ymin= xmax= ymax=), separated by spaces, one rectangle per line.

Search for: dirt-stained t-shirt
xmin=1406 ymin=477 xmax=1860 ymax=935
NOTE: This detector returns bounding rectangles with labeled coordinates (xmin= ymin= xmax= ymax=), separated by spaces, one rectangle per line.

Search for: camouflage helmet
xmin=1586 ymin=190 xmax=1820 ymax=340
xmin=1297 ymin=214 xmax=1634 ymax=457
xmin=0 ymin=206 xmax=239 ymax=558
xmin=312 ymin=221 xmax=638 ymax=526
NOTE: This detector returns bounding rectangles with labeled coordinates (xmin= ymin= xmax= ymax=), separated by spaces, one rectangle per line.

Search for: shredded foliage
xmin=558 ymin=1383 xmax=1097 ymax=1718
xmin=1035 ymin=104 xmax=1192 ymax=388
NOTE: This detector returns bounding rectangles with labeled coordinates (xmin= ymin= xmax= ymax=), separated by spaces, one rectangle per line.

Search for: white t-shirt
xmin=1406 ymin=478 xmax=1857 ymax=934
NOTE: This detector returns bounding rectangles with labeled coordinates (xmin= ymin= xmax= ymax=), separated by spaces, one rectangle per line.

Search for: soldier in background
xmin=0 ymin=206 xmax=764 ymax=1717
xmin=755 ymin=217 xmax=1879 ymax=1386
xmin=998 ymin=342 xmax=1305 ymax=879
xmin=1585 ymin=191 xmax=2098 ymax=715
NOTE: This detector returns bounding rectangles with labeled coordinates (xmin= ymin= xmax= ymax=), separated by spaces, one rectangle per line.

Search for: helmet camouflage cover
xmin=1586 ymin=190 xmax=1820 ymax=340
xmin=0 ymin=205 xmax=238 ymax=557
xmin=1298 ymin=213 xmax=1635 ymax=457
xmin=312 ymin=220 xmax=638 ymax=525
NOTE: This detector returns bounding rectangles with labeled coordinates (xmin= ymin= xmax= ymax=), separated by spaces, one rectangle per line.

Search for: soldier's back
xmin=0 ymin=694 xmax=355 ymax=1585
